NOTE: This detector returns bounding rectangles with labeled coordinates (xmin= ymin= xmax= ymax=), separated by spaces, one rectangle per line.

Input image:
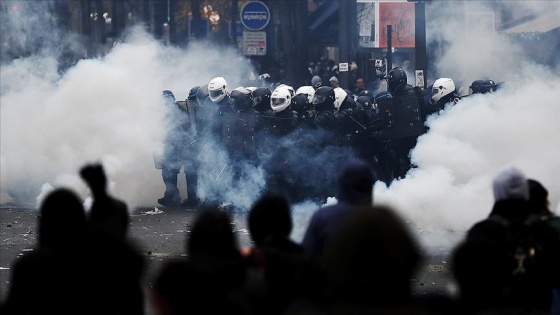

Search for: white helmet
xmin=431 ymin=78 xmax=455 ymax=103
xmin=275 ymin=84 xmax=295 ymax=97
xmin=270 ymin=86 xmax=292 ymax=113
xmin=296 ymin=85 xmax=315 ymax=103
xmin=208 ymin=76 xmax=228 ymax=103
xmin=333 ymin=87 xmax=348 ymax=111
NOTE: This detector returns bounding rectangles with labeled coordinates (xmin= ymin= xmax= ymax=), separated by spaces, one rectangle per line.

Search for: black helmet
xmin=252 ymin=87 xmax=272 ymax=113
xmin=359 ymin=89 xmax=373 ymax=98
xmin=470 ymin=79 xmax=498 ymax=94
xmin=229 ymin=87 xmax=253 ymax=112
xmin=356 ymin=95 xmax=373 ymax=109
xmin=187 ymin=86 xmax=200 ymax=101
xmin=340 ymin=95 xmax=356 ymax=111
xmin=291 ymin=93 xmax=310 ymax=114
xmin=312 ymin=86 xmax=335 ymax=110
xmin=196 ymin=84 xmax=208 ymax=105
xmin=387 ymin=67 xmax=407 ymax=94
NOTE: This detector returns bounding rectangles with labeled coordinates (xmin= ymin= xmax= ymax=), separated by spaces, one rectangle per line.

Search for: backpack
xmin=489 ymin=214 xmax=555 ymax=309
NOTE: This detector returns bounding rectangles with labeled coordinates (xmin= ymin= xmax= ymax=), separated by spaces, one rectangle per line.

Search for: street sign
xmin=415 ymin=70 xmax=425 ymax=88
xmin=240 ymin=1 xmax=270 ymax=31
xmin=243 ymin=31 xmax=266 ymax=56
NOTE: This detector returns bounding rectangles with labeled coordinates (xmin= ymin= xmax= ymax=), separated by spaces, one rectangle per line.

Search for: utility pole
xmin=415 ymin=1 xmax=427 ymax=89
xmin=387 ymin=25 xmax=392 ymax=71
xmin=231 ymin=0 xmax=238 ymax=46
xmin=338 ymin=0 xmax=355 ymax=90
xmin=408 ymin=0 xmax=428 ymax=89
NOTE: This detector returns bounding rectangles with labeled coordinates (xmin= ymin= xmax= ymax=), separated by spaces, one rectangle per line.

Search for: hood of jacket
xmin=336 ymin=159 xmax=376 ymax=204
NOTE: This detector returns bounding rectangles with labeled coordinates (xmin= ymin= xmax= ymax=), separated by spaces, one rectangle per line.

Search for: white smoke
xmin=373 ymin=0 xmax=560 ymax=253
xmin=0 ymin=2 xmax=258 ymax=209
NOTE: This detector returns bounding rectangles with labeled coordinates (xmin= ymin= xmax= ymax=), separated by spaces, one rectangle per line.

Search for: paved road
xmin=0 ymin=204 xmax=456 ymax=314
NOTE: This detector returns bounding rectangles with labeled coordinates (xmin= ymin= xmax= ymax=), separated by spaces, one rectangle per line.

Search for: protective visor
xmin=312 ymin=95 xmax=326 ymax=104
xmin=209 ymin=89 xmax=224 ymax=98
xmin=271 ymin=98 xmax=286 ymax=106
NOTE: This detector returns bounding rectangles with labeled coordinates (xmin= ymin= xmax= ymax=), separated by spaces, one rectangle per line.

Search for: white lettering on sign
xmin=243 ymin=11 xmax=268 ymax=20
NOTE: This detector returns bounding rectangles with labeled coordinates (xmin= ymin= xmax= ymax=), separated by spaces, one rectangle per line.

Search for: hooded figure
xmin=488 ymin=167 xmax=530 ymax=222
xmin=301 ymin=159 xmax=376 ymax=260
xmin=2 ymin=189 xmax=91 ymax=314
xmin=458 ymin=167 xmax=558 ymax=313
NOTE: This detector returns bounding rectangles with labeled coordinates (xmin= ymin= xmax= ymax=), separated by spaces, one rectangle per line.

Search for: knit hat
xmin=311 ymin=76 xmax=322 ymax=89
xmin=492 ymin=167 xmax=529 ymax=201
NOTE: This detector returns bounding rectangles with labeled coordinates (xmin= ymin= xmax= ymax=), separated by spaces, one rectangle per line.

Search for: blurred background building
xmin=1 ymin=0 xmax=558 ymax=89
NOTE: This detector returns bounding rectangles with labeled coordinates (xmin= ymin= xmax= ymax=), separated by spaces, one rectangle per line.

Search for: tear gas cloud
xmin=372 ymin=0 xmax=560 ymax=252
xmin=0 ymin=1 xmax=256 ymax=209
xmin=1 ymin=1 xmax=559 ymax=254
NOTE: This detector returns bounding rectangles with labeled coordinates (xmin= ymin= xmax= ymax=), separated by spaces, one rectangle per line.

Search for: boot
xmin=158 ymin=168 xmax=180 ymax=207
xmin=181 ymin=171 xmax=199 ymax=208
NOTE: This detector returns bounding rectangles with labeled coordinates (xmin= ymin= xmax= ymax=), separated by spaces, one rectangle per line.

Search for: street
xmin=0 ymin=204 xmax=456 ymax=314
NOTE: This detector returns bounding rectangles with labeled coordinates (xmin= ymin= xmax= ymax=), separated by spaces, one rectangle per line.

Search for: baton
xmin=197 ymin=144 xmax=207 ymax=160
xmin=349 ymin=115 xmax=367 ymax=130
xmin=215 ymin=164 xmax=227 ymax=181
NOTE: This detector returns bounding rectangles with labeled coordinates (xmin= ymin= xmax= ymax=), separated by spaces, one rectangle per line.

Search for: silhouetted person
xmin=2 ymin=188 xmax=91 ymax=314
xmin=153 ymin=207 xmax=255 ymax=315
xmin=247 ymin=194 xmax=295 ymax=248
xmin=322 ymin=205 xmax=422 ymax=313
xmin=452 ymin=239 xmax=516 ymax=314
xmin=80 ymin=163 xmax=129 ymax=240
xmin=527 ymin=178 xmax=560 ymax=314
xmin=528 ymin=178 xmax=559 ymax=222
xmin=153 ymin=258 xmax=246 ymax=315
xmin=302 ymin=159 xmax=376 ymax=260
xmin=459 ymin=168 xmax=558 ymax=313
xmin=80 ymin=163 xmax=145 ymax=314
xmin=245 ymin=194 xmax=326 ymax=314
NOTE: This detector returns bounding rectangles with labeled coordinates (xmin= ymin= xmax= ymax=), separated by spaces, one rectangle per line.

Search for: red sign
xmin=379 ymin=2 xmax=415 ymax=48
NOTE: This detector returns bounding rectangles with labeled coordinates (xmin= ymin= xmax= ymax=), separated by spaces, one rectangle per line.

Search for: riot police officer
xmin=309 ymin=86 xmax=340 ymax=200
xmin=157 ymin=90 xmax=190 ymax=207
xmin=263 ymin=85 xmax=299 ymax=198
xmin=292 ymin=86 xmax=315 ymax=130
xmin=195 ymin=77 xmax=233 ymax=207
xmin=222 ymin=87 xmax=258 ymax=185
xmin=311 ymin=86 xmax=337 ymax=131
xmin=430 ymin=77 xmax=459 ymax=111
xmin=333 ymin=87 xmax=367 ymax=154
xmin=381 ymin=67 xmax=424 ymax=179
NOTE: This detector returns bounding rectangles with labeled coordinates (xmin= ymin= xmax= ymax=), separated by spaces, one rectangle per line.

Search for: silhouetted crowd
xmin=1 ymin=160 xmax=559 ymax=315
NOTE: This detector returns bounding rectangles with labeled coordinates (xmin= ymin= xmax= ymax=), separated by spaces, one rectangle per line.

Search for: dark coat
xmin=301 ymin=159 xmax=375 ymax=259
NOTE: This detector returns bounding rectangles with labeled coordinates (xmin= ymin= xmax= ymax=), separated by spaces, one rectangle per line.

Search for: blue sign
xmin=240 ymin=1 xmax=270 ymax=31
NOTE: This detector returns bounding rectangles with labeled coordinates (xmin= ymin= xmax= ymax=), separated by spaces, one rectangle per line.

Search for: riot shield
xmin=377 ymin=94 xmax=423 ymax=139
xmin=185 ymin=99 xmax=198 ymax=136
xmin=222 ymin=112 xmax=256 ymax=155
